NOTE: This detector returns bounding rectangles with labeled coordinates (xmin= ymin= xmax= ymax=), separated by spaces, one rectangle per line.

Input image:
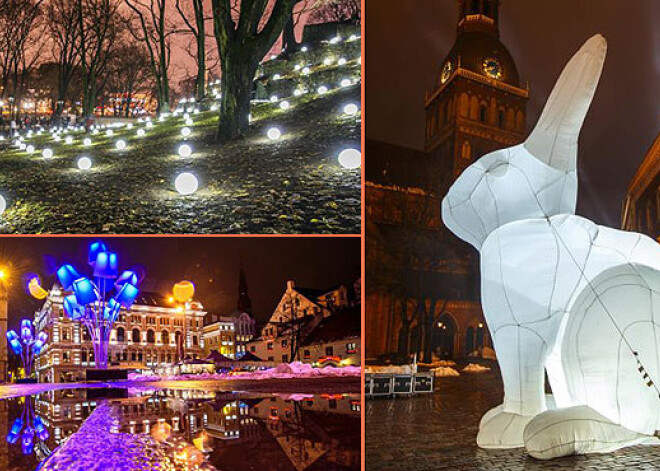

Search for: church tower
xmin=425 ymin=0 xmax=528 ymax=188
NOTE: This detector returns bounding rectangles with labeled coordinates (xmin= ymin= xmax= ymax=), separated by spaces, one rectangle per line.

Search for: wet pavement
xmin=366 ymin=365 xmax=660 ymax=470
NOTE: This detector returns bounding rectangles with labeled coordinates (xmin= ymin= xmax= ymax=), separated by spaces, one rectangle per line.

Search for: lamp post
xmin=56 ymin=241 xmax=140 ymax=370
xmin=173 ymin=280 xmax=195 ymax=362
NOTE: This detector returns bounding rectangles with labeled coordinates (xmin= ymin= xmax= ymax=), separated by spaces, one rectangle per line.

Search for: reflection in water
xmin=6 ymin=395 xmax=49 ymax=456
xmin=3 ymin=388 xmax=360 ymax=471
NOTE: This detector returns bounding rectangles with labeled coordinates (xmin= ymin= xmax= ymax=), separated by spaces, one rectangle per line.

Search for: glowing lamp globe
xmin=301 ymin=46 xmax=308 ymax=52
xmin=174 ymin=172 xmax=198 ymax=195
xmin=181 ymin=127 xmax=191 ymax=138
xmin=294 ymin=89 xmax=303 ymax=97
xmin=273 ymin=74 xmax=281 ymax=80
xmin=26 ymin=145 xmax=35 ymax=154
xmin=349 ymin=34 xmax=357 ymax=41
xmin=77 ymin=157 xmax=92 ymax=170
xmin=137 ymin=129 xmax=146 ymax=137
xmin=323 ymin=57 xmax=333 ymax=66
xmin=92 ymin=129 xmax=99 ymax=135
xmin=54 ymin=135 xmax=61 ymax=142
xmin=280 ymin=101 xmax=290 ymax=110
xmin=42 ymin=149 xmax=53 ymax=159
xmin=330 ymin=36 xmax=341 ymax=44
xmin=267 ymin=127 xmax=282 ymax=141
xmin=173 ymin=280 xmax=195 ymax=302
xmin=338 ymin=148 xmax=361 ymax=169
xmin=338 ymin=58 xmax=347 ymax=66
xmin=294 ymin=64 xmax=301 ymax=71
xmin=146 ymin=121 xmax=153 ymax=129
xmin=183 ymin=112 xmax=190 ymax=120
xmin=318 ymin=86 xmax=328 ymax=94
xmin=302 ymin=67 xmax=310 ymax=75
xmin=126 ymin=123 xmax=133 ymax=129
xmin=340 ymin=79 xmax=352 ymax=87
xmin=19 ymin=144 xmax=26 ymax=150
xmin=270 ymin=95 xmax=278 ymax=103
xmin=106 ymin=129 xmax=113 ymax=137
xmin=0 ymin=195 xmax=6 ymax=215
xmin=185 ymin=118 xmax=193 ymax=126
xmin=178 ymin=144 xmax=192 ymax=158
xmin=115 ymin=140 xmax=126 ymax=150
xmin=83 ymin=138 xmax=92 ymax=146
xmin=344 ymin=103 xmax=359 ymax=115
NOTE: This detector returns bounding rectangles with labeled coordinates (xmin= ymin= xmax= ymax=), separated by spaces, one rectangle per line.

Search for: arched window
xmin=161 ymin=330 xmax=169 ymax=344
xmin=466 ymin=327 xmax=475 ymax=353
xmin=516 ymin=110 xmax=525 ymax=132
xmin=132 ymin=328 xmax=140 ymax=343
xmin=82 ymin=328 xmax=91 ymax=341
xmin=192 ymin=335 xmax=198 ymax=346
xmin=459 ymin=93 xmax=469 ymax=117
xmin=461 ymin=140 xmax=471 ymax=160
xmin=138 ymin=351 xmax=143 ymax=362
xmin=131 ymin=351 xmax=136 ymax=361
xmin=479 ymin=103 xmax=488 ymax=123
xmin=498 ymin=108 xmax=505 ymax=129
xmin=147 ymin=329 xmax=155 ymax=343
xmin=469 ymin=96 xmax=479 ymax=120
xmin=116 ymin=327 xmax=125 ymax=342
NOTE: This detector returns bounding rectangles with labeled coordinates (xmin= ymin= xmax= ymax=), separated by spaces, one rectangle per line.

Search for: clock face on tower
xmin=441 ymin=61 xmax=452 ymax=83
xmin=482 ymin=57 xmax=502 ymax=79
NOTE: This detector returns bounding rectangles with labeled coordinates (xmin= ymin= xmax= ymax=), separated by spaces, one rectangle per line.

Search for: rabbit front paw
xmin=477 ymin=404 xmax=534 ymax=449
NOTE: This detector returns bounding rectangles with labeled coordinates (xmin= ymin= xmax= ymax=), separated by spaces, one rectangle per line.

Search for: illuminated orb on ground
xmin=270 ymin=95 xmax=278 ymax=103
xmin=65 ymin=136 xmax=73 ymax=144
xmin=280 ymin=101 xmax=290 ymax=110
xmin=181 ymin=127 xmax=191 ymax=137
xmin=340 ymin=79 xmax=352 ymax=87
xmin=42 ymin=149 xmax=53 ymax=158
xmin=338 ymin=58 xmax=347 ymax=66
xmin=137 ymin=129 xmax=146 ymax=137
xmin=77 ymin=157 xmax=92 ymax=170
xmin=175 ymin=172 xmax=198 ymax=195
xmin=302 ymin=67 xmax=310 ymax=75
xmin=0 ymin=195 xmax=6 ymax=215
xmin=26 ymin=145 xmax=35 ymax=154
xmin=146 ymin=121 xmax=153 ymax=128
xmin=318 ymin=86 xmax=328 ymax=94
xmin=267 ymin=127 xmax=282 ymax=141
xmin=338 ymin=148 xmax=361 ymax=169
xmin=178 ymin=144 xmax=192 ymax=158
xmin=106 ymin=129 xmax=113 ymax=137
xmin=83 ymin=138 xmax=92 ymax=146
xmin=293 ymin=89 xmax=303 ymax=97
xmin=344 ymin=103 xmax=359 ymax=115
xmin=115 ymin=140 xmax=126 ymax=150
xmin=185 ymin=118 xmax=193 ymax=126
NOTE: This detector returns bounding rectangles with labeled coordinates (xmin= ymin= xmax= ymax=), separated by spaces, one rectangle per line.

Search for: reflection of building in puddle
xmin=6 ymin=395 xmax=53 ymax=462
xmin=35 ymin=388 xmax=99 ymax=446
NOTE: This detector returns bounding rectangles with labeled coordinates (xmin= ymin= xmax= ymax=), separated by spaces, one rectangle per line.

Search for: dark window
xmin=303 ymin=350 xmax=310 ymax=359
xmin=267 ymin=342 xmax=273 ymax=350
xmin=147 ymin=329 xmax=155 ymax=343
xmin=161 ymin=330 xmax=169 ymax=344
xmin=479 ymin=104 xmax=487 ymax=123
xmin=268 ymin=356 xmax=274 ymax=361
xmin=192 ymin=336 xmax=198 ymax=346
xmin=131 ymin=352 xmax=136 ymax=361
xmin=116 ymin=327 xmax=125 ymax=342
xmin=282 ymin=354 xmax=288 ymax=363
xmin=250 ymin=346 xmax=256 ymax=352
xmin=329 ymin=399 xmax=337 ymax=409
xmin=325 ymin=346 xmax=334 ymax=356
xmin=138 ymin=352 xmax=143 ymax=361
xmin=281 ymin=339 xmax=287 ymax=347
xmin=132 ymin=328 xmax=140 ymax=342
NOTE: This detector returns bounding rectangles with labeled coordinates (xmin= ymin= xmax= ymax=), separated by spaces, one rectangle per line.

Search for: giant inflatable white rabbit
xmin=442 ymin=34 xmax=660 ymax=459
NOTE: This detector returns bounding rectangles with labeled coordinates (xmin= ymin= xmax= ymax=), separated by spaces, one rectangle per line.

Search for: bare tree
xmin=309 ymin=0 xmax=360 ymax=24
xmin=77 ymin=0 xmax=122 ymax=118
xmin=175 ymin=0 xmax=211 ymax=102
xmin=106 ymin=40 xmax=153 ymax=117
xmin=211 ymin=0 xmax=297 ymax=142
xmin=124 ymin=0 xmax=177 ymax=113
xmin=46 ymin=0 xmax=82 ymax=117
xmin=281 ymin=0 xmax=315 ymax=55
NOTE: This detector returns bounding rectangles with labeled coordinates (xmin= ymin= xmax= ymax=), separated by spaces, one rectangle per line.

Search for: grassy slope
xmin=0 ymin=42 xmax=361 ymax=234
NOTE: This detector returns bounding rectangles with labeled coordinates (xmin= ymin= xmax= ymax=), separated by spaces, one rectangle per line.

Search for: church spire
xmin=457 ymin=0 xmax=500 ymax=37
xmin=237 ymin=260 xmax=252 ymax=313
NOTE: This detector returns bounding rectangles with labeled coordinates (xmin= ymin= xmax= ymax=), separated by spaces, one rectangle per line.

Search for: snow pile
xmin=365 ymin=364 xmax=416 ymax=374
xmin=431 ymin=367 xmax=460 ymax=377
xmin=419 ymin=360 xmax=456 ymax=368
xmin=462 ymin=363 xmax=491 ymax=373
xmin=126 ymin=362 xmax=361 ymax=382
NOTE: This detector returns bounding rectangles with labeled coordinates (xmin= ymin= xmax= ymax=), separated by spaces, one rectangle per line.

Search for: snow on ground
xmin=431 ymin=367 xmax=460 ymax=377
xmin=128 ymin=362 xmax=362 ymax=382
xmin=462 ymin=363 xmax=491 ymax=373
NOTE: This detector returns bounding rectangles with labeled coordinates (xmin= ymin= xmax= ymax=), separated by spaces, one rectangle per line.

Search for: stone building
xmin=34 ymin=284 xmax=206 ymax=383
xmin=366 ymin=0 xmax=528 ymax=362
xmin=622 ymin=130 xmax=660 ymax=239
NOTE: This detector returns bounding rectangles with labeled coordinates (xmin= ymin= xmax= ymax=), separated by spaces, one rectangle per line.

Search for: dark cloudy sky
xmin=366 ymin=0 xmax=660 ymax=226
xmin=0 ymin=237 xmax=360 ymax=330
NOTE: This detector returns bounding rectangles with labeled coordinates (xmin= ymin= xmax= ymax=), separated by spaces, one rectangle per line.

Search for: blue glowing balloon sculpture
xmin=6 ymin=396 xmax=48 ymax=455
xmin=6 ymin=320 xmax=47 ymax=377
xmin=56 ymin=241 xmax=140 ymax=369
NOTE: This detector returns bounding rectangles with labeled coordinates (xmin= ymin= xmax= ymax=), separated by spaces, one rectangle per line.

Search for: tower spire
xmin=457 ymin=0 xmax=500 ymax=37
xmin=237 ymin=259 xmax=252 ymax=313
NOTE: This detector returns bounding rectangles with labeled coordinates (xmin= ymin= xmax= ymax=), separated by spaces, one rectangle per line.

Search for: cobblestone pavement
xmin=366 ymin=365 xmax=660 ymax=470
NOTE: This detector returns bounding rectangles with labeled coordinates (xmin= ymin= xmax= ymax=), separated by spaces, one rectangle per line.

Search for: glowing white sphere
xmin=273 ymin=74 xmax=281 ymax=80
xmin=178 ymin=144 xmax=192 ymax=158
xmin=349 ymin=34 xmax=358 ymax=41
xmin=324 ymin=57 xmax=333 ymax=66
xmin=344 ymin=103 xmax=359 ymax=115
xmin=54 ymin=135 xmax=60 ymax=142
xmin=294 ymin=64 xmax=301 ymax=71
xmin=293 ymin=89 xmax=303 ymax=97
xmin=78 ymin=157 xmax=92 ymax=170
xmin=146 ymin=121 xmax=153 ymax=128
xmin=126 ymin=123 xmax=133 ymax=129
xmin=92 ymin=129 xmax=99 ymax=135
xmin=0 ymin=195 xmax=6 ymax=215
xmin=301 ymin=46 xmax=308 ymax=52
xmin=183 ymin=113 xmax=190 ymax=119
xmin=267 ymin=127 xmax=282 ymax=141
xmin=115 ymin=140 xmax=126 ymax=150
xmin=107 ymin=130 xmax=114 ymax=137
xmin=185 ymin=118 xmax=193 ymax=126
xmin=26 ymin=145 xmax=35 ymax=154
xmin=280 ymin=101 xmax=290 ymax=110
xmin=270 ymin=95 xmax=278 ymax=103
xmin=175 ymin=172 xmax=198 ymax=195
xmin=145 ymin=117 xmax=152 ymax=122
xmin=318 ymin=86 xmax=328 ymax=94
xmin=341 ymin=78 xmax=352 ymax=87
xmin=83 ymin=138 xmax=92 ymax=146
xmin=19 ymin=143 xmax=26 ymax=150
xmin=65 ymin=136 xmax=73 ymax=145
xmin=159 ymin=116 xmax=165 ymax=122
xmin=338 ymin=148 xmax=361 ymax=169
xmin=181 ymin=127 xmax=191 ymax=137
xmin=137 ymin=129 xmax=146 ymax=137
xmin=330 ymin=36 xmax=341 ymax=44
xmin=302 ymin=67 xmax=310 ymax=75
xmin=338 ymin=58 xmax=347 ymax=66
xmin=42 ymin=149 xmax=53 ymax=158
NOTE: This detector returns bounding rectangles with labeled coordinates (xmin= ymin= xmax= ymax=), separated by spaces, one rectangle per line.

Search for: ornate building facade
xmin=366 ymin=0 xmax=528 ymax=361
xmin=34 ymin=284 xmax=207 ymax=383
xmin=622 ymin=130 xmax=660 ymax=239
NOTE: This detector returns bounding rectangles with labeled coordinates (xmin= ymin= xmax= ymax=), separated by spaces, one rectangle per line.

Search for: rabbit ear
xmin=525 ymin=34 xmax=607 ymax=172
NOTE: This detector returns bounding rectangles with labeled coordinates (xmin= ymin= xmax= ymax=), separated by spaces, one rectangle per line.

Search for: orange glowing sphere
xmin=172 ymin=280 xmax=195 ymax=302
xmin=151 ymin=422 xmax=171 ymax=442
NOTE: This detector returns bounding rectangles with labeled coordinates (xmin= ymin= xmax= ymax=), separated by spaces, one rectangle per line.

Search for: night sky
xmin=366 ymin=0 xmax=660 ymax=226
xmin=0 ymin=237 xmax=360 ymax=330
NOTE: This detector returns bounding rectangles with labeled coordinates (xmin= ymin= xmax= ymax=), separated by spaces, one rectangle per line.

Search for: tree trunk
xmin=216 ymin=50 xmax=256 ymax=143
xmin=195 ymin=1 xmax=205 ymax=103
xmin=423 ymin=298 xmax=437 ymax=363
xmin=397 ymin=300 xmax=410 ymax=355
xmin=281 ymin=13 xmax=298 ymax=55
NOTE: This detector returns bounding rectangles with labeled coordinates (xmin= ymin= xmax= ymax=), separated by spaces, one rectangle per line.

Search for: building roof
xmin=205 ymin=350 xmax=234 ymax=363
xmin=302 ymin=305 xmax=360 ymax=346
xmin=238 ymin=351 xmax=264 ymax=362
xmin=295 ymin=284 xmax=342 ymax=300
xmin=365 ymin=139 xmax=437 ymax=190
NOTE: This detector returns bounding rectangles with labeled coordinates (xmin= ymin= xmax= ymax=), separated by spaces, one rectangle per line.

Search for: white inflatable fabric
xmin=442 ymin=34 xmax=660 ymax=458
